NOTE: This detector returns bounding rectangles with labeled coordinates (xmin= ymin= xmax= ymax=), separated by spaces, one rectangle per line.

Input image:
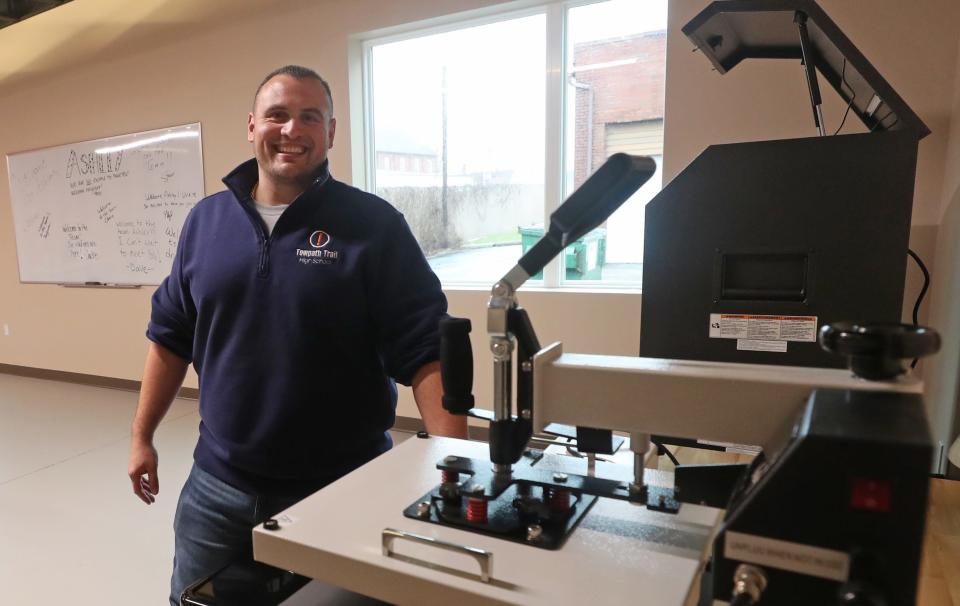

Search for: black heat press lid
xmin=683 ymin=0 xmax=930 ymax=138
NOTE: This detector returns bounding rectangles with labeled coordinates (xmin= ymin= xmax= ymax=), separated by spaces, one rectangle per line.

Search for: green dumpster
xmin=519 ymin=225 xmax=606 ymax=280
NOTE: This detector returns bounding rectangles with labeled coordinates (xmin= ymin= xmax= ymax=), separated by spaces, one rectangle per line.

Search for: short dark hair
xmin=253 ymin=65 xmax=334 ymax=116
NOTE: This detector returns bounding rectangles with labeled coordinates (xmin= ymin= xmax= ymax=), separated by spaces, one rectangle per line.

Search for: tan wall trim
xmin=0 ymin=363 xmax=200 ymax=399
xmin=0 ymin=364 xmax=490 ymax=438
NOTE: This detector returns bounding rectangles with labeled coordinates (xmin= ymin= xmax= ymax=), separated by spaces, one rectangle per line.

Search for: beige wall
xmin=924 ymin=30 xmax=960 ymax=472
xmin=0 ymin=0 xmax=511 ymax=402
xmin=0 ymin=0 xmax=640 ymax=421
xmin=664 ymin=0 xmax=960 ymax=226
xmin=926 ymin=189 xmax=960 ymax=471
xmin=0 ymin=0 xmax=958 ymax=425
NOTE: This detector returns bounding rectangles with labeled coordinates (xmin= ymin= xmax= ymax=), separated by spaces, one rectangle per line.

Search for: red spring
xmin=466 ymin=497 xmax=488 ymax=523
xmin=441 ymin=470 xmax=459 ymax=484
xmin=547 ymin=488 xmax=571 ymax=513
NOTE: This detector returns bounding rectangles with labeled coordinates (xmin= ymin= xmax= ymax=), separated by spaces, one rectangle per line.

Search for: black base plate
xmin=403 ymin=484 xmax=598 ymax=550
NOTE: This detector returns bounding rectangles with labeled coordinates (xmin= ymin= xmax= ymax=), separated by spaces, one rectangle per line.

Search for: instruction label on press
xmin=708 ymin=314 xmax=818 ymax=342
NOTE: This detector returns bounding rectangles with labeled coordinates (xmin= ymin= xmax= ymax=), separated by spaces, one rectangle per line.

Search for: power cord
xmin=833 ymin=58 xmax=855 ymax=136
xmin=561 ymin=439 xmax=614 ymax=463
xmin=907 ymin=248 xmax=930 ymax=369
xmin=653 ymin=439 xmax=681 ymax=466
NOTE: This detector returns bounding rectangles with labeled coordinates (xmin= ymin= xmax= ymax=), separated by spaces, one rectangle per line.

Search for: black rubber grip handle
xmin=440 ymin=317 xmax=474 ymax=414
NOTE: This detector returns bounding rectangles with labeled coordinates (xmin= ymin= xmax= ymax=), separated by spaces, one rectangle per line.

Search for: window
xmin=362 ymin=0 xmax=667 ymax=288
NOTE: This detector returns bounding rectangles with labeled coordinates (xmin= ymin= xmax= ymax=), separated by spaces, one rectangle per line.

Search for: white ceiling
xmin=0 ymin=0 xmax=307 ymax=92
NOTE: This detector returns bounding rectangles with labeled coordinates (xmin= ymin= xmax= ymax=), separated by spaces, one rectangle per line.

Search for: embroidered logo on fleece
xmin=296 ymin=230 xmax=340 ymax=265
xmin=309 ymin=230 xmax=331 ymax=248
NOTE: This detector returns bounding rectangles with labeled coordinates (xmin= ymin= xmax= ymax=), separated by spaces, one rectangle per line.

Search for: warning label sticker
xmin=709 ymin=314 xmax=817 ymax=343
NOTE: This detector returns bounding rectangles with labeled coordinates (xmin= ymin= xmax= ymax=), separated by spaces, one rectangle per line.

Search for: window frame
xmin=353 ymin=0 xmax=659 ymax=291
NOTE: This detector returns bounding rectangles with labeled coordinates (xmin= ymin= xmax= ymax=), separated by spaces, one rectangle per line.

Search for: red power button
xmin=851 ymin=478 xmax=892 ymax=512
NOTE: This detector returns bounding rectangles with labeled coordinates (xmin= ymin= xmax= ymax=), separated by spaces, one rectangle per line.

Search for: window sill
xmin=441 ymin=283 xmax=643 ymax=296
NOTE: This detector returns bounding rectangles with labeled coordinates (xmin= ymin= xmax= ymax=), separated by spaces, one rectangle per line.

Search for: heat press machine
xmin=253 ymin=2 xmax=940 ymax=604
xmin=414 ymin=145 xmax=938 ymax=605
xmin=253 ymin=149 xmax=938 ymax=605
xmin=403 ymin=1 xmax=940 ymax=599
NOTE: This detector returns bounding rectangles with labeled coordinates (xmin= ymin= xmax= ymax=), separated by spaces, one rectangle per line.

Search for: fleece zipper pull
xmin=257 ymin=237 xmax=270 ymax=278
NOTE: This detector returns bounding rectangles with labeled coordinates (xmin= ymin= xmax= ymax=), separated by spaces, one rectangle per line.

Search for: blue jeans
xmin=169 ymin=465 xmax=304 ymax=606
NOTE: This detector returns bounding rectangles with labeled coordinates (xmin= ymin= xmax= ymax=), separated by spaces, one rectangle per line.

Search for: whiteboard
xmin=6 ymin=123 xmax=205 ymax=285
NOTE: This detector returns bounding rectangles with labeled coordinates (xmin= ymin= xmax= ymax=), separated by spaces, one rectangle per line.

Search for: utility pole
xmin=440 ymin=65 xmax=449 ymax=248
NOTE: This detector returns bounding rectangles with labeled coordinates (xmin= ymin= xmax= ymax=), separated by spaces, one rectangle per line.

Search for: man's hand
xmin=128 ymin=438 xmax=160 ymax=504
xmin=128 ymin=341 xmax=189 ymax=505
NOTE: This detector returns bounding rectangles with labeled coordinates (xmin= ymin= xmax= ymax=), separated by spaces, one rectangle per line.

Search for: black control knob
xmin=819 ymin=322 xmax=940 ymax=380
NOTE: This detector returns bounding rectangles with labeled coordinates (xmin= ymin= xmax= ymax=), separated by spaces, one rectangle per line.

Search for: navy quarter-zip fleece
xmin=147 ymin=159 xmax=447 ymax=495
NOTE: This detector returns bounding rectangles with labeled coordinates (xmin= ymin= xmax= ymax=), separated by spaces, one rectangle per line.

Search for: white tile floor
xmin=0 ymin=372 xmax=200 ymax=605
xmin=0 ymin=372 xmax=415 ymax=605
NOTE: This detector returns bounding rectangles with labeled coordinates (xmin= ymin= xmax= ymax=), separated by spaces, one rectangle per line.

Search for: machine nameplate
xmin=724 ymin=531 xmax=850 ymax=582
xmin=736 ymin=339 xmax=788 ymax=352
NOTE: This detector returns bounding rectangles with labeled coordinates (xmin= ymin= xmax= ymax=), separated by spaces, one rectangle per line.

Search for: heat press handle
xmin=440 ymin=316 xmax=474 ymax=414
xmin=517 ymin=153 xmax=657 ymax=278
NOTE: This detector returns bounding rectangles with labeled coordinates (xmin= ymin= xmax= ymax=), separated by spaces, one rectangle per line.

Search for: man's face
xmin=247 ymin=75 xmax=336 ymax=188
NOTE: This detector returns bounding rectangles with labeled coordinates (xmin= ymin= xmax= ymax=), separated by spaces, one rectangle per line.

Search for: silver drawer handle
xmin=381 ymin=528 xmax=493 ymax=582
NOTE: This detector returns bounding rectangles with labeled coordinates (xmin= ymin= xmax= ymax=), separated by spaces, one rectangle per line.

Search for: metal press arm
xmin=439 ymin=153 xmax=658 ymax=471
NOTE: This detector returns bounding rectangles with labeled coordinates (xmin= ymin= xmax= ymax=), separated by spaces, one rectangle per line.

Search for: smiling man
xmin=247 ymin=68 xmax=337 ymax=205
xmin=126 ymin=65 xmax=466 ymax=605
